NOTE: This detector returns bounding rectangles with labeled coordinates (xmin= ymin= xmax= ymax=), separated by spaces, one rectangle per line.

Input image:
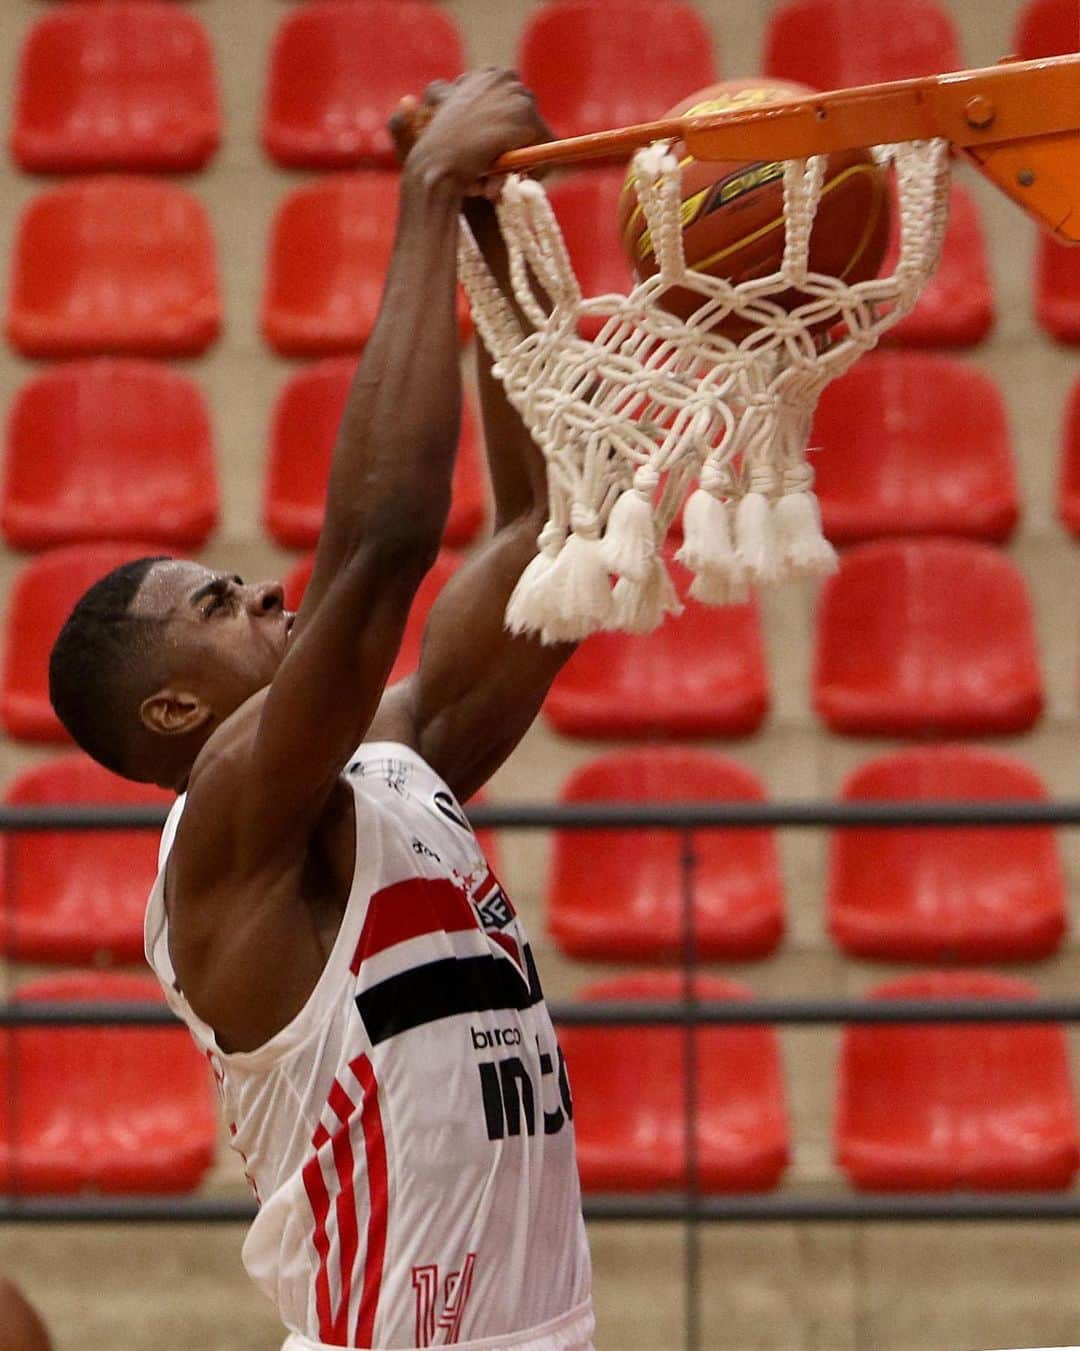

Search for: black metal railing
xmin=5 ymin=797 xmax=1080 ymax=1351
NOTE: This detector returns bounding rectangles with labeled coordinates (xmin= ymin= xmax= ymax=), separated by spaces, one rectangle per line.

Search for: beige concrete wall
xmin=0 ymin=1 xmax=1078 ymax=1347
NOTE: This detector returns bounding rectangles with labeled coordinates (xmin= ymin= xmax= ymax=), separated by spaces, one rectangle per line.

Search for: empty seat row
xmin=544 ymin=536 xmax=1044 ymax=741
xmin=3 ymin=968 xmax=1076 ymax=1195
xmin=12 ymin=353 xmax=1079 ymax=556
xmin=0 ymin=536 xmax=1047 ymax=746
xmin=0 ymin=359 xmax=487 ymax=553
xmin=569 ymin=970 xmax=1080 ymax=1193
xmin=9 ymin=351 xmax=1080 ymax=557
xmin=4 ymin=176 xmax=485 ymax=358
xmin=9 ymin=173 xmax=1076 ymax=357
xmin=0 ymin=972 xmax=216 ymax=1195
xmin=551 ymin=745 xmax=1066 ymax=965
xmin=0 ymin=744 xmax=1065 ymax=967
xmin=13 ymin=0 xmax=1076 ymax=176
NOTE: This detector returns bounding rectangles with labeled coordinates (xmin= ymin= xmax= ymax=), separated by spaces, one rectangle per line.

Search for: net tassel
xmin=735 ymin=467 xmax=780 ymax=586
xmin=600 ymin=466 xmax=660 ymax=582
xmin=677 ymin=465 xmax=747 ymax=604
xmin=611 ymin=555 xmax=683 ymax=634
xmin=505 ymin=523 xmax=566 ymax=638
xmin=774 ymin=463 xmax=838 ymax=579
xmin=541 ymin=507 xmax=615 ymax=642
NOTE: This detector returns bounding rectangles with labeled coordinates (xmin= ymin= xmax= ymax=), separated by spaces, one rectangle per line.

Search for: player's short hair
xmin=48 ymin=556 xmax=170 ymax=778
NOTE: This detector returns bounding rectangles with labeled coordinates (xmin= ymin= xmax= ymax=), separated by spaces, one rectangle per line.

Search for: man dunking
xmin=47 ymin=72 xmax=593 ymax=1351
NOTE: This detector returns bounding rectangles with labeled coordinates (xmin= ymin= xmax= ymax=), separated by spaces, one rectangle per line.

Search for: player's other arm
xmin=375 ymin=194 xmax=577 ymax=801
xmin=179 ymin=75 xmax=548 ymax=859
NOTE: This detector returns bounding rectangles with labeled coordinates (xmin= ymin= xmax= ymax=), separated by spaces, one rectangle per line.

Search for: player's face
xmin=132 ymin=560 xmax=295 ymax=719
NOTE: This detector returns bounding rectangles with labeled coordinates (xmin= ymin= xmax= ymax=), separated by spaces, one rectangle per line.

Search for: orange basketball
xmin=617 ymin=79 xmax=891 ymax=336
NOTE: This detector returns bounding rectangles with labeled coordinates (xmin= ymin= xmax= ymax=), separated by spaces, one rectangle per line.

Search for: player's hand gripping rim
xmin=389 ymin=71 xmax=552 ymax=201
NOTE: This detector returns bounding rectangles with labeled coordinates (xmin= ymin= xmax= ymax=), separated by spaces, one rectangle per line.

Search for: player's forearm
xmin=320 ymin=165 xmax=465 ymax=562
xmin=466 ymin=202 xmax=549 ymax=532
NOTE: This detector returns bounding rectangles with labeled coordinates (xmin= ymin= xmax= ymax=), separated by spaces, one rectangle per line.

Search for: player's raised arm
xmin=177 ymin=74 xmax=550 ymax=858
xmin=373 ymin=172 xmax=578 ymax=801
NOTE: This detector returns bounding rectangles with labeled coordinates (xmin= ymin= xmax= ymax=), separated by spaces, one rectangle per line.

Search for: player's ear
xmin=139 ymin=688 xmax=212 ymax=738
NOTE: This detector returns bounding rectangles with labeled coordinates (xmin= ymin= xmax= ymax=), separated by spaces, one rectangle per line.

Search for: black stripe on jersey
xmin=355 ymin=945 xmax=544 ymax=1046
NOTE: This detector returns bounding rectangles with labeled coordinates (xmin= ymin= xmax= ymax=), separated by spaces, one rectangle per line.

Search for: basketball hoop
xmin=458 ymin=54 xmax=1080 ymax=643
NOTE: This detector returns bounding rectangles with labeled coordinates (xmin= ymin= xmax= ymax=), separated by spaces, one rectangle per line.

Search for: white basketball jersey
xmin=145 ymin=742 xmax=593 ymax=1350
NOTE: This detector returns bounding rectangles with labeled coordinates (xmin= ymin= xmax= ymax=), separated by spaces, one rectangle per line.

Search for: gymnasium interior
xmin=0 ymin=1 xmax=1079 ymax=1348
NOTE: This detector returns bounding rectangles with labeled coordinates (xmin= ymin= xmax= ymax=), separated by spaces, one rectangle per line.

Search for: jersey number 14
xmin=412 ymin=1252 xmax=476 ymax=1346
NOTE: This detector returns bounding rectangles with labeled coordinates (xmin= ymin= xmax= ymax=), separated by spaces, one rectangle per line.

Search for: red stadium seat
xmin=0 ymin=755 xmax=171 ymax=964
xmin=263 ymin=1 xmax=465 ymax=169
xmin=1014 ymin=0 xmax=1079 ymax=58
xmin=835 ymin=972 xmax=1080 ymax=1190
xmin=3 ymin=360 xmax=218 ymax=552
xmin=1036 ymin=237 xmax=1080 ymax=344
xmin=813 ymin=538 xmax=1043 ymax=737
xmin=265 ymin=357 xmax=485 ymax=550
xmin=1058 ymin=377 xmax=1080 ymax=535
xmin=0 ymin=972 xmax=216 ymax=1195
xmin=7 ymin=179 xmax=220 ymax=358
xmin=1 ymin=542 xmax=165 ymax=742
xmin=12 ymin=4 xmax=220 ymax=173
xmin=828 ymin=747 xmax=1065 ymax=962
xmin=284 ymin=548 xmax=461 ymax=686
xmin=811 ymin=353 xmax=1018 ymax=545
xmin=518 ymin=0 xmax=718 ymax=142
xmin=880 ymin=185 xmax=994 ymax=348
xmin=764 ymin=0 xmax=961 ymax=86
xmin=562 ymin=973 xmax=789 ymax=1192
xmin=548 ymin=170 xmax=636 ymax=340
xmin=548 ymin=749 xmax=784 ymax=962
xmin=263 ymin=175 xmax=469 ymax=356
xmin=544 ymin=559 xmax=769 ymax=738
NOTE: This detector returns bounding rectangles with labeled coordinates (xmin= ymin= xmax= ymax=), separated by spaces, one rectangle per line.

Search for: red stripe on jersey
xmin=353 ymin=1054 xmax=388 ymax=1348
xmin=350 ymin=877 xmax=477 ymax=973
xmin=302 ymin=1120 xmax=335 ymax=1342
xmin=303 ymin=1059 xmax=387 ymax=1347
xmin=327 ymin=1080 xmax=360 ymax=1345
xmin=473 ymin=870 xmax=498 ymax=903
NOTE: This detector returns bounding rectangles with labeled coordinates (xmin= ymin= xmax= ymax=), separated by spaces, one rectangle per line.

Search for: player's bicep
xmin=400 ymin=521 xmax=575 ymax=799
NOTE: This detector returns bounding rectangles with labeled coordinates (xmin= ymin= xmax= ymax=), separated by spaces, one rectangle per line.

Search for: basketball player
xmin=47 ymin=71 xmax=593 ymax=1351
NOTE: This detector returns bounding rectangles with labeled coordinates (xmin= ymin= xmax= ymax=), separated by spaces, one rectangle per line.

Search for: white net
xmin=458 ymin=138 xmax=952 ymax=643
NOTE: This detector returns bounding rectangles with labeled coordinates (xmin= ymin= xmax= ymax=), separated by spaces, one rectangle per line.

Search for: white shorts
xmin=281 ymin=1299 xmax=596 ymax=1351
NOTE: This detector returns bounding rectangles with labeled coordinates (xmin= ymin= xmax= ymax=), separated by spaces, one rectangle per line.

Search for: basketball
xmin=617 ymin=79 xmax=892 ymax=334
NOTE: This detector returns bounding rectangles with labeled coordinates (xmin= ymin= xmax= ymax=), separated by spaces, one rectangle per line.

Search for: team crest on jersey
xmin=470 ymin=870 xmax=526 ymax=982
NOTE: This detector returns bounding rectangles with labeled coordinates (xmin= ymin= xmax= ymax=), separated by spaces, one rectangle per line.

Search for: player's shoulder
xmin=171 ymin=689 xmax=271 ymax=877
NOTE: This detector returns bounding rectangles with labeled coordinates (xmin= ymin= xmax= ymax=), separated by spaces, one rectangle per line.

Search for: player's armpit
xmin=371 ymin=515 xmax=576 ymax=802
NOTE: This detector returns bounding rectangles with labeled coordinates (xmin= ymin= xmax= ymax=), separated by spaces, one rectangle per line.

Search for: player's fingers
xmin=422 ymin=79 xmax=455 ymax=107
xmin=388 ymin=95 xmax=420 ymax=165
